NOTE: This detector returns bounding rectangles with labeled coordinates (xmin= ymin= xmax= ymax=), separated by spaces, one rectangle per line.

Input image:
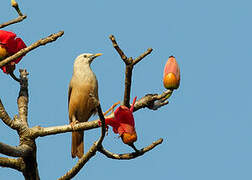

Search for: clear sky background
xmin=0 ymin=0 xmax=251 ymax=179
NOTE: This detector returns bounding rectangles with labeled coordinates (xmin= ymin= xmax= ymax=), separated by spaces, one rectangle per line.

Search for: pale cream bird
xmin=68 ymin=53 xmax=102 ymax=158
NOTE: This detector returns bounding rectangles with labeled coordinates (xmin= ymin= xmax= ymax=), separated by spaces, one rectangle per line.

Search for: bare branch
xmin=0 ymin=15 xmax=27 ymax=29
xmin=0 ymin=99 xmax=19 ymax=130
xmin=33 ymin=120 xmax=100 ymax=138
xmin=0 ymin=31 xmax=64 ymax=68
xmin=0 ymin=0 xmax=26 ymax=29
xmin=109 ymin=35 xmax=153 ymax=108
xmin=0 ymin=142 xmax=33 ymax=157
xmin=98 ymin=138 xmax=163 ymax=160
xmin=109 ymin=35 xmax=129 ymax=64
xmin=133 ymin=48 xmax=153 ymax=65
xmin=0 ymin=157 xmax=23 ymax=171
xmin=123 ymin=64 xmax=133 ymax=107
xmin=59 ymin=104 xmax=106 ymax=180
xmin=10 ymin=71 xmax=20 ymax=82
xmin=17 ymin=69 xmax=29 ymax=126
xmin=11 ymin=0 xmax=24 ymax=16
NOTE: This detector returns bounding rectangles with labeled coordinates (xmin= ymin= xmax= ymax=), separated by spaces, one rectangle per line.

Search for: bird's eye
xmin=83 ymin=55 xmax=87 ymax=58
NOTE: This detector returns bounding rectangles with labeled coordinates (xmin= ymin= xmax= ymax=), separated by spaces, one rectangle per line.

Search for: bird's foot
xmin=70 ymin=119 xmax=79 ymax=130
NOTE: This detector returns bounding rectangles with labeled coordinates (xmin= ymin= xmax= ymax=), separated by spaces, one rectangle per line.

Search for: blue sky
xmin=0 ymin=0 xmax=251 ymax=179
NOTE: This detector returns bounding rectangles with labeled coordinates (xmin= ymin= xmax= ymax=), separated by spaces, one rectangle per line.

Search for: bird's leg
xmin=103 ymin=101 xmax=120 ymax=116
xmin=70 ymin=115 xmax=79 ymax=130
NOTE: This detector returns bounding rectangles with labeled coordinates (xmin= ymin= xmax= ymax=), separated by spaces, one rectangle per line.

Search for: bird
xmin=68 ymin=53 xmax=102 ymax=158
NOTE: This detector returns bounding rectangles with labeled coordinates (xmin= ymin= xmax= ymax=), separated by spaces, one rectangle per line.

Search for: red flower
xmin=0 ymin=30 xmax=26 ymax=74
xmin=100 ymin=97 xmax=137 ymax=145
xmin=163 ymin=56 xmax=180 ymax=89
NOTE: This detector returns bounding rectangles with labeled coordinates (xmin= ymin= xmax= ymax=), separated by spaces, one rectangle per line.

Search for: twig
xmin=109 ymin=35 xmax=152 ymax=107
xmin=11 ymin=0 xmax=24 ymax=16
xmin=58 ymin=104 xmax=106 ymax=180
xmin=133 ymin=48 xmax=153 ymax=65
xmin=0 ymin=157 xmax=23 ymax=171
xmin=10 ymin=71 xmax=20 ymax=82
xmin=0 ymin=0 xmax=26 ymax=29
xmin=109 ymin=35 xmax=128 ymax=64
xmin=0 ymin=15 xmax=27 ymax=29
xmin=0 ymin=31 xmax=64 ymax=68
xmin=98 ymin=138 xmax=163 ymax=160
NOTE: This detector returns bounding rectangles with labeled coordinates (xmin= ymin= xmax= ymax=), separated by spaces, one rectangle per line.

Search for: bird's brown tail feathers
xmin=71 ymin=131 xmax=84 ymax=158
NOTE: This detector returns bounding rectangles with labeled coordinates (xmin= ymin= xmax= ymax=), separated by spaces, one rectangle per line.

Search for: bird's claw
xmin=70 ymin=120 xmax=79 ymax=130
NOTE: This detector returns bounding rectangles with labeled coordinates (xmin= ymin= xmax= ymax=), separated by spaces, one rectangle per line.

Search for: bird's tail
xmin=71 ymin=131 xmax=84 ymax=158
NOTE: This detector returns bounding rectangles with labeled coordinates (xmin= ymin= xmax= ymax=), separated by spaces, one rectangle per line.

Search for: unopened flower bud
xmin=163 ymin=56 xmax=180 ymax=89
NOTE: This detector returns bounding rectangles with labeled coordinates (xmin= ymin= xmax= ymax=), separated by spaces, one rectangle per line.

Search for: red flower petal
xmin=0 ymin=30 xmax=27 ymax=74
xmin=103 ymin=97 xmax=138 ymax=140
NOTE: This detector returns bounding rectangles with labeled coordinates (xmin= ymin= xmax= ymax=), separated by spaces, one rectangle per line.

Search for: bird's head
xmin=75 ymin=53 xmax=102 ymax=66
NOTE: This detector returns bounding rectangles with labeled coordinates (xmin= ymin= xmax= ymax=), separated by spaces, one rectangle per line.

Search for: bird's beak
xmin=90 ymin=53 xmax=102 ymax=61
xmin=94 ymin=53 xmax=102 ymax=58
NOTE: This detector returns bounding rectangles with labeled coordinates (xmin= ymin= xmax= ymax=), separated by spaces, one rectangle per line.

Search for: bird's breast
xmin=68 ymin=72 xmax=98 ymax=122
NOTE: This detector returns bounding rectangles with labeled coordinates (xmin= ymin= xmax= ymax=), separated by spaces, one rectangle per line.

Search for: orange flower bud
xmin=99 ymin=97 xmax=138 ymax=146
xmin=121 ymin=131 xmax=137 ymax=145
xmin=163 ymin=56 xmax=180 ymax=89
xmin=11 ymin=0 xmax=18 ymax=8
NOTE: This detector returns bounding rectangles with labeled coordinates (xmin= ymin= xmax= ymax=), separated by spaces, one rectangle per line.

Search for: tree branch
xmin=33 ymin=90 xmax=172 ymax=138
xmin=109 ymin=35 xmax=129 ymax=64
xmin=98 ymin=138 xmax=163 ymax=160
xmin=0 ymin=0 xmax=26 ymax=29
xmin=0 ymin=99 xmax=18 ymax=129
xmin=0 ymin=142 xmax=33 ymax=157
xmin=134 ymin=89 xmax=173 ymax=111
xmin=0 ymin=31 xmax=64 ymax=68
xmin=123 ymin=64 xmax=133 ymax=107
xmin=59 ymin=104 xmax=106 ymax=180
xmin=0 ymin=157 xmax=23 ymax=171
xmin=133 ymin=48 xmax=153 ymax=65
xmin=33 ymin=120 xmax=100 ymax=138
xmin=109 ymin=35 xmax=152 ymax=108
xmin=17 ymin=69 xmax=29 ymax=126
xmin=0 ymin=15 xmax=27 ymax=29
